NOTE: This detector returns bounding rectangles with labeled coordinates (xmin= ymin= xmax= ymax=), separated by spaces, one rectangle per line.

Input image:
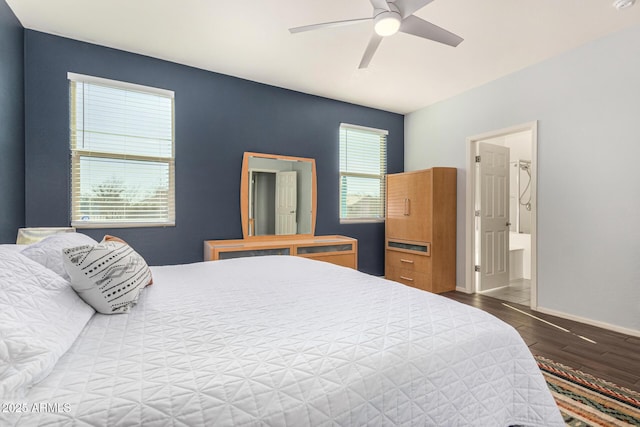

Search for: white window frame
xmin=339 ymin=123 xmax=388 ymax=224
xmin=68 ymin=73 xmax=175 ymax=228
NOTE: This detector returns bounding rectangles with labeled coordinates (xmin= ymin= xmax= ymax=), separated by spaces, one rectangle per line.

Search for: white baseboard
xmin=455 ymin=286 xmax=472 ymax=294
xmin=536 ymin=306 xmax=640 ymax=338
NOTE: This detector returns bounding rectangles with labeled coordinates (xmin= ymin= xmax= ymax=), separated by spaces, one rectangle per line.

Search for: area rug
xmin=535 ymin=355 xmax=640 ymax=426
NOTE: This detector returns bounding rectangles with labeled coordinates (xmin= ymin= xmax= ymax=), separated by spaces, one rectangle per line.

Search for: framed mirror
xmin=240 ymin=152 xmax=317 ymax=239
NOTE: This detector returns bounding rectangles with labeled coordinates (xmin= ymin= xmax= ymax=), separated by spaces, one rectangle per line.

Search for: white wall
xmin=506 ymin=131 xmax=532 ymax=165
xmin=405 ymin=24 xmax=640 ymax=333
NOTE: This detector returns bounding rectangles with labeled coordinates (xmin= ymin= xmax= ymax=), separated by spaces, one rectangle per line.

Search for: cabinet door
xmin=386 ymin=170 xmax=432 ymax=241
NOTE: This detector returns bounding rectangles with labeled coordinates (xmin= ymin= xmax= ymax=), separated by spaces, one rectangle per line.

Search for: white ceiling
xmin=7 ymin=0 xmax=640 ymax=114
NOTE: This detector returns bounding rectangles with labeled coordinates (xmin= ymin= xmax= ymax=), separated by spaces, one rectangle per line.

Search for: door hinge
xmin=474 ymin=265 xmax=481 ymax=272
xmin=475 ymin=155 xmax=481 ymax=163
xmin=475 ymin=210 xmax=481 ymax=217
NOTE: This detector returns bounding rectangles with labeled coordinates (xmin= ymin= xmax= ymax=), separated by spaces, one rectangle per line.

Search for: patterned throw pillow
xmin=102 ymin=235 xmax=153 ymax=285
xmin=62 ymin=240 xmax=152 ymax=314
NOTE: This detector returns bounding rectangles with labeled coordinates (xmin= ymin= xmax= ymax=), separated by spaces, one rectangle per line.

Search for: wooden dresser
xmin=207 ymin=152 xmax=358 ymax=270
xmin=385 ymin=167 xmax=456 ymax=293
xmin=204 ymin=235 xmax=358 ymax=269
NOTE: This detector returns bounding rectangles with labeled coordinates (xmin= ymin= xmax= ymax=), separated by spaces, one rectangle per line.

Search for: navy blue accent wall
xmin=0 ymin=1 xmax=25 ymax=243
xmin=24 ymin=30 xmax=403 ymax=274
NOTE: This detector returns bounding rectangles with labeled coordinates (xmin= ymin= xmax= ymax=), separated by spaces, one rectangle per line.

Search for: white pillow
xmin=0 ymin=244 xmax=29 ymax=253
xmin=63 ymin=240 xmax=152 ymax=314
xmin=0 ymin=248 xmax=95 ymax=399
xmin=20 ymin=232 xmax=98 ymax=280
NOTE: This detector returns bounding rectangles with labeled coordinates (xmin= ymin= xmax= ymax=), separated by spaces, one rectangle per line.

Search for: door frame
xmin=464 ymin=121 xmax=538 ymax=308
xmin=248 ymin=167 xmax=280 ymax=236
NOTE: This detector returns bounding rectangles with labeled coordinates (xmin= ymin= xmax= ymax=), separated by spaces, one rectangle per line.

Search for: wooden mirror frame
xmin=240 ymin=152 xmax=317 ymax=240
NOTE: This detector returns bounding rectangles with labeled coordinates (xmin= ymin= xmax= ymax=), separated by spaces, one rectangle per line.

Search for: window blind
xmin=69 ymin=73 xmax=175 ymax=227
xmin=339 ymin=123 xmax=388 ymax=221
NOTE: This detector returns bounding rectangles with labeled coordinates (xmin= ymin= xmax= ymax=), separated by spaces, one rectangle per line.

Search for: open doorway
xmin=248 ymin=169 xmax=298 ymax=236
xmin=465 ymin=121 xmax=538 ymax=308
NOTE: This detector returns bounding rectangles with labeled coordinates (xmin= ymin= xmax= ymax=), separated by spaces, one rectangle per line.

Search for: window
xmin=339 ymin=123 xmax=387 ymax=222
xmin=69 ymin=73 xmax=175 ymax=228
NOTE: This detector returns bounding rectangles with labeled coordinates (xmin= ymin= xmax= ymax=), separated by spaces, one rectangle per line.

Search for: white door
xmin=478 ymin=142 xmax=510 ymax=291
xmin=275 ymin=171 xmax=297 ymax=235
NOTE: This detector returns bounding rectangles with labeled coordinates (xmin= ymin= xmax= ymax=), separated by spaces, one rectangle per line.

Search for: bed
xmin=1 ymin=240 xmax=563 ymax=426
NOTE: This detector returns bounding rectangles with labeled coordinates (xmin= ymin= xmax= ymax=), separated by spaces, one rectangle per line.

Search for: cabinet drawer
xmin=386 ymin=240 xmax=430 ymax=255
xmin=386 ymin=250 xmax=430 ymax=273
xmin=217 ymin=247 xmax=291 ymax=259
xmin=385 ymin=267 xmax=431 ymax=292
xmin=298 ymin=253 xmax=356 ymax=269
xmin=296 ymin=243 xmax=353 ymax=254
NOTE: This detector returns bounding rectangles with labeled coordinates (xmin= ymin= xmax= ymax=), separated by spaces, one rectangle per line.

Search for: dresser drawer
xmin=217 ymin=247 xmax=291 ymax=259
xmin=385 ymin=267 xmax=431 ymax=292
xmin=297 ymin=253 xmax=356 ymax=269
xmin=386 ymin=249 xmax=430 ymax=273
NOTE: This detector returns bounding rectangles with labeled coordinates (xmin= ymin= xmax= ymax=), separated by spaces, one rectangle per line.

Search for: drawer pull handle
xmin=400 ymin=276 xmax=414 ymax=282
xmin=400 ymin=258 xmax=414 ymax=264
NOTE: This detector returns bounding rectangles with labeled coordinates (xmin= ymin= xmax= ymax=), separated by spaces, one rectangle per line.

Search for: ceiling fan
xmin=288 ymin=0 xmax=463 ymax=69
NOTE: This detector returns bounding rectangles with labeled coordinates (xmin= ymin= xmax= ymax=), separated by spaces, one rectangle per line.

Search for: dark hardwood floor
xmin=442 ymin=291 xmax=640 ymax=392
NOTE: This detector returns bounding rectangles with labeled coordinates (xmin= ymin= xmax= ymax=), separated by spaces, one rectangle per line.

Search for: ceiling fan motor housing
xmin=374 ymin=3 xmax=402 ymax=36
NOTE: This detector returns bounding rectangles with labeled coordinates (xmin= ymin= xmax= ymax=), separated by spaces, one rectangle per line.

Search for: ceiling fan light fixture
xmin=613 ymin=0 xmax=635 ymax=9
xmin=374 ymin=11 xmax=401 ymax=36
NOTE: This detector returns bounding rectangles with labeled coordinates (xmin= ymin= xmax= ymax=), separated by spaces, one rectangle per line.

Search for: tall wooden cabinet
xmin=385 ymin=168 xmax=456 ymax=293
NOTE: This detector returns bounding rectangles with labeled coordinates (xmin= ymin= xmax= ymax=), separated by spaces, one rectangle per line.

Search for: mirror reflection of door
xmin=245 ymin=155 xmax=314 ymax=237
xmin=275 ymin=171 xmax=297 ymax=235
xmin=250 ymin=170 xmax=298 ymax=236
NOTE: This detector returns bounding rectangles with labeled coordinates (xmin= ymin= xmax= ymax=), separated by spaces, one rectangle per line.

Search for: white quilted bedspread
xmin=7 ymin=256 xmax=562 ymax=426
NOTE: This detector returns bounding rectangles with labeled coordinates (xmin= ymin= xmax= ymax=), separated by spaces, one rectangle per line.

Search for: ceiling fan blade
xmin=399 ymin=15 xmax=463 ymax=47
xmin=393 ymin=0 xmax=435 ymax=19
xmin=358 ymin=33 xmax=383 ymax=69
xmin=289 ymin=17 xmax=371 ymax=34
xmin=370 ymin=0 xmax=390 ymax=11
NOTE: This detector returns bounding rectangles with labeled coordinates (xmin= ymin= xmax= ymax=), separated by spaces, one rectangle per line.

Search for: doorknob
xmin=506 ymin=221 xmax=511 ymax=227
